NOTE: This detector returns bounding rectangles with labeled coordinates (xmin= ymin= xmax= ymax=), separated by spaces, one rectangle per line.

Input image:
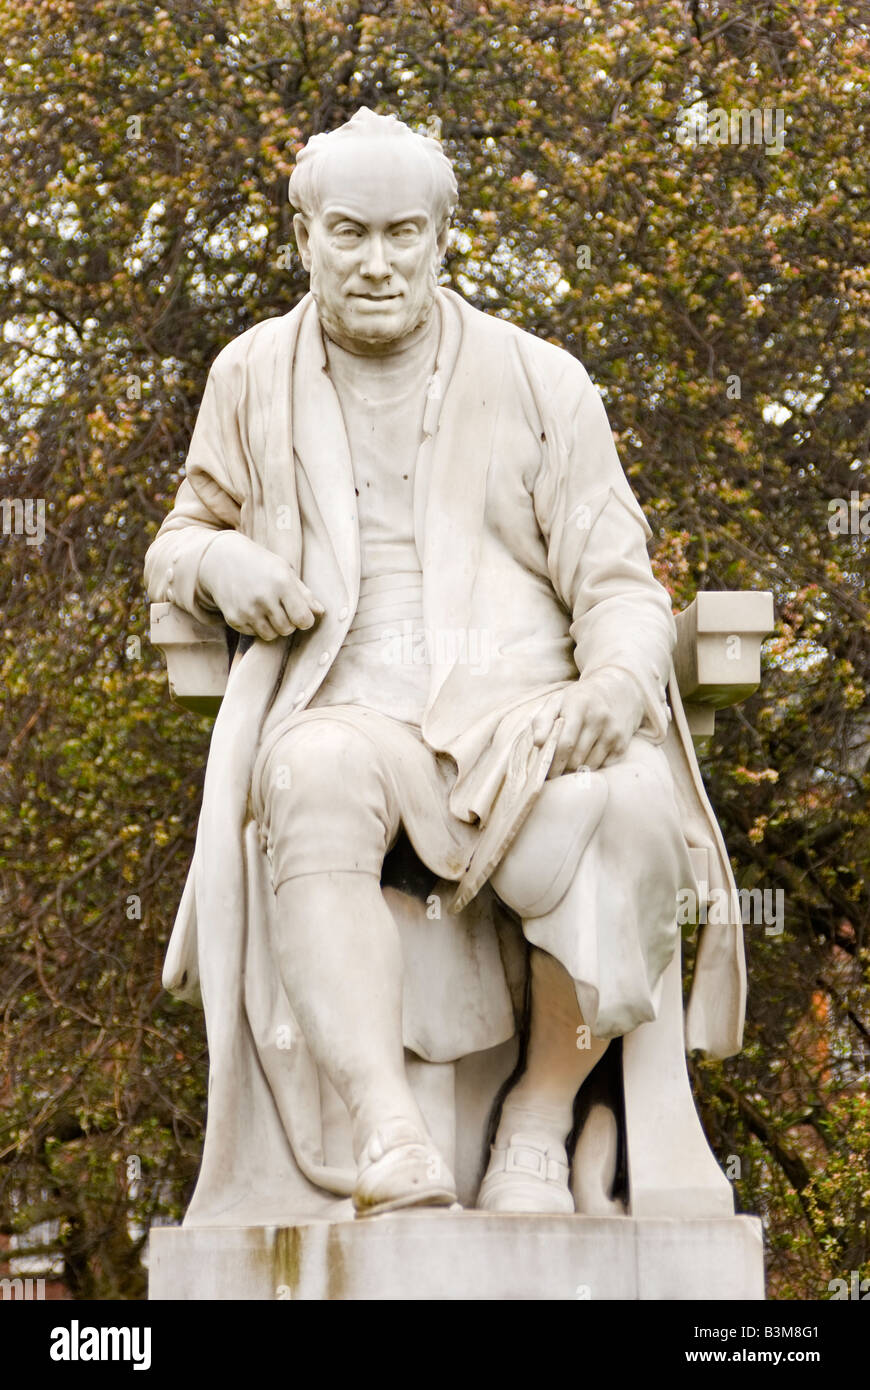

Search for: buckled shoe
xmin=353 ymin=1118 xmax=458 ymax=1217
xmin=477 ymin=1131 xmax=575 ymax=1214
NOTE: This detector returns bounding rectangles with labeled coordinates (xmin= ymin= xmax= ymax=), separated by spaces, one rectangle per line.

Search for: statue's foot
xmin=353 ymin=1118 xmax=458 ymax=1218
xmin=476 ymin=1132 xmax=575 ymax=1214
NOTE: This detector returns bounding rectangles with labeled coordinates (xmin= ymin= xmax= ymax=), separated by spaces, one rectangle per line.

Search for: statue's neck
xmin=322 ymin=308 xmax=439 ymax=410
xmin=320 ymin=304 xmax=438 ymax=361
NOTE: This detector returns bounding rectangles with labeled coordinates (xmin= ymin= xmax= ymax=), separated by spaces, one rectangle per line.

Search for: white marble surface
xmin=143 ymin=107 xmax=772 ymax=1230
xmin=148 ymin=1214 xmax=765 ymax=1301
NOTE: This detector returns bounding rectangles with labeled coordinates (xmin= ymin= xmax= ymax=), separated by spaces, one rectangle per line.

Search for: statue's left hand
xmin=531 ymin=670 xmax=645 ymax=778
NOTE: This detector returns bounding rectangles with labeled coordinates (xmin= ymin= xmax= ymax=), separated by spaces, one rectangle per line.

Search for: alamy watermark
xmin=49 ymin=1321 xmax=151 ymax=1370
xmin=676 ymin=101 xmax=786 ymax=156
xmin=380 ymin=623 xmax=494 ymax=676
xmin=1 ymin=1276 xmax=46 ymax=1300
xmin=827 ymin=491 xmax=869 ymax=536
xmin=1 ymin=496 xmax=45 ymax=546
xmin=677 ymin=882 xmax=784 ymax=936
xmin=828 ymin=1271 xmax=869 ymax=1299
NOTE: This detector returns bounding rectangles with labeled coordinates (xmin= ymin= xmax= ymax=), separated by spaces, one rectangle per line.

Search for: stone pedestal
xmin=148 ymin=1213 xmax=764 ymax=1301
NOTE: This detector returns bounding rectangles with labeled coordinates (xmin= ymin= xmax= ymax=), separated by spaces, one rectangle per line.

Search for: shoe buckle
xmin=504 ymin=1145 xmax=547 ymax=1178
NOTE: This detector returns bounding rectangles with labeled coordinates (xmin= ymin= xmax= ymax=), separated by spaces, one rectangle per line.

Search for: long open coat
xmin=144 ymin=288 xmax=746 ymax=1225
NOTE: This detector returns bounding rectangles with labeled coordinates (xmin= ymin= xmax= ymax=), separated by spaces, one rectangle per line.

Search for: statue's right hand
xmin=198 ymin=531 xmax=325 ymax=641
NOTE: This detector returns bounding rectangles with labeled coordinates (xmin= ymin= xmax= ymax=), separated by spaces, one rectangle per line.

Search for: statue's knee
xmin=598 ymin=746 xmax=679 ymax=841
xmin=263 ymin=721 xmax=381 ymax=816
xmin=256 ymin=720 xmax=399 ymax=882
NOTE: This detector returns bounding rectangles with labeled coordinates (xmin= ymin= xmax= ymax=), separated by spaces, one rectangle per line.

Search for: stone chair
xmin=150 ymin=589 xmax=773 ymax=1292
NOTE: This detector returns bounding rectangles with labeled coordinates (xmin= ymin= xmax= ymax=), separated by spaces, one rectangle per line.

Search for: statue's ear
xmin=293 ymin=212 xmax=312 ymax=271
xmin=435 ymin=217 xmax=450 ymax=261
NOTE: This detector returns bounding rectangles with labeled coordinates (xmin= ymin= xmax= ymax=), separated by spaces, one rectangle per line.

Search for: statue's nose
xmin=359 ymin=234 xmax=390 ymax=280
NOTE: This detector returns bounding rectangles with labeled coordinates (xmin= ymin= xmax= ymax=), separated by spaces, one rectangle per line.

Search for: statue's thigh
xmin=595 ymin=734 xmax=681 ymax=841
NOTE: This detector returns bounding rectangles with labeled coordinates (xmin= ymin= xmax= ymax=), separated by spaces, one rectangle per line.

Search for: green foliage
xmin=0 ymin=0 xmax=866 ymax=1297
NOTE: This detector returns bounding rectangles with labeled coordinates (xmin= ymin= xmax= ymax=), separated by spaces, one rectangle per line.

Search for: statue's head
xmin=289 ymin=108 xmax=458 ymax=353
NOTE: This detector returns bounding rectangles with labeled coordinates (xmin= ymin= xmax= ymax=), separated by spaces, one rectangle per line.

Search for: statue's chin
xmin=315 ymin=282 xmax=438 ymax=354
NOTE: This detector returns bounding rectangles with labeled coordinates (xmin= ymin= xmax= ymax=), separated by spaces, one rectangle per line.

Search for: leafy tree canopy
xmin=0 ymin=0 xmax=867 ymax=1297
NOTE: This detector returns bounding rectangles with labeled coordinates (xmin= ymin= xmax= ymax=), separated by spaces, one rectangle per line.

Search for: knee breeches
xmin=252 ymin=713 xmax=406 ymax=886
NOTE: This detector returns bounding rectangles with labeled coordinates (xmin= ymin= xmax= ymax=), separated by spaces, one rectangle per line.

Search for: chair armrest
xmin=150 ymin=602 xmax=232 ymax=716
xmin=674 ymin=590 xmax=774 ymax=705
xmin=674 ymin=590 xmax=775 ymax=746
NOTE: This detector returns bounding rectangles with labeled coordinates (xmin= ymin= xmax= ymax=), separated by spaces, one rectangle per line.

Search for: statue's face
xmin=293 ymin=139 xmax=448 ymax=353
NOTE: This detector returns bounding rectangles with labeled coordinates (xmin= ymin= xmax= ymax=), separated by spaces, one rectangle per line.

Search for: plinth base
xmin=148 ymin=1212 xmax=764 ymax=1300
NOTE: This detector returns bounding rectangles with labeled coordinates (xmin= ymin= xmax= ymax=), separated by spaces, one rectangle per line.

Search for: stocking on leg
xmin=276 ymin=869 xmax=456 ymax=1213
xmin=497 ymin=946 xmax=609 ymax=1146
xmin=478 ymin=946 xmax=608 ymax=1213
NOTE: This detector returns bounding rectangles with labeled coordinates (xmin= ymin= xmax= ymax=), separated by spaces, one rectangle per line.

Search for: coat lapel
xmin=420 ymin=289 xmax=507 ymax=715
xmin=290 ymin=296 xmax=360 ymax=611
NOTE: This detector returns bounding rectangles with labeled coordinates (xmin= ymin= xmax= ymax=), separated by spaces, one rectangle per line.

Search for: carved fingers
xmin=543 ymin=672 xmax=645 ymax=778
xmin=199 ymin=531 xmax=324 ymax=640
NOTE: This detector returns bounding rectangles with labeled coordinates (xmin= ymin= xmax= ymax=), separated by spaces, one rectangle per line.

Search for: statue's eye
xmin=334 ymin=224 xmax=363 ymax=240
xmin=390 ymin=224 xmax=418 ymax=239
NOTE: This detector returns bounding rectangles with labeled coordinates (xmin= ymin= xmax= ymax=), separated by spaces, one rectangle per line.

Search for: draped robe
xmin=144 ymin=288 xmax=746 ymax=1225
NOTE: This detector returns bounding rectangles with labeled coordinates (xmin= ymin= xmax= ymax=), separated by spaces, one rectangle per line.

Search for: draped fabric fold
xmin=146 ymin=289 xmax=746 ymax=1224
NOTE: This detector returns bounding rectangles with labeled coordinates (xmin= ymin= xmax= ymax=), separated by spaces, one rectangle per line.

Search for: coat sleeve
xmin=527 ymin=346 xmax=676 ymax=742
xmin=144 ymin=355 xmax=248 ymax=624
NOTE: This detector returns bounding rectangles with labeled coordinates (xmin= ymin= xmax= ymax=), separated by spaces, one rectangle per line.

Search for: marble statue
xmin=144 ymin=108 xmax=748 ymax=1228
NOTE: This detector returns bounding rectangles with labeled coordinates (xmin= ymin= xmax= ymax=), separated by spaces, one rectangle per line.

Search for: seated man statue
xmin=145 ymin=108 xmax=744 ymax=1224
